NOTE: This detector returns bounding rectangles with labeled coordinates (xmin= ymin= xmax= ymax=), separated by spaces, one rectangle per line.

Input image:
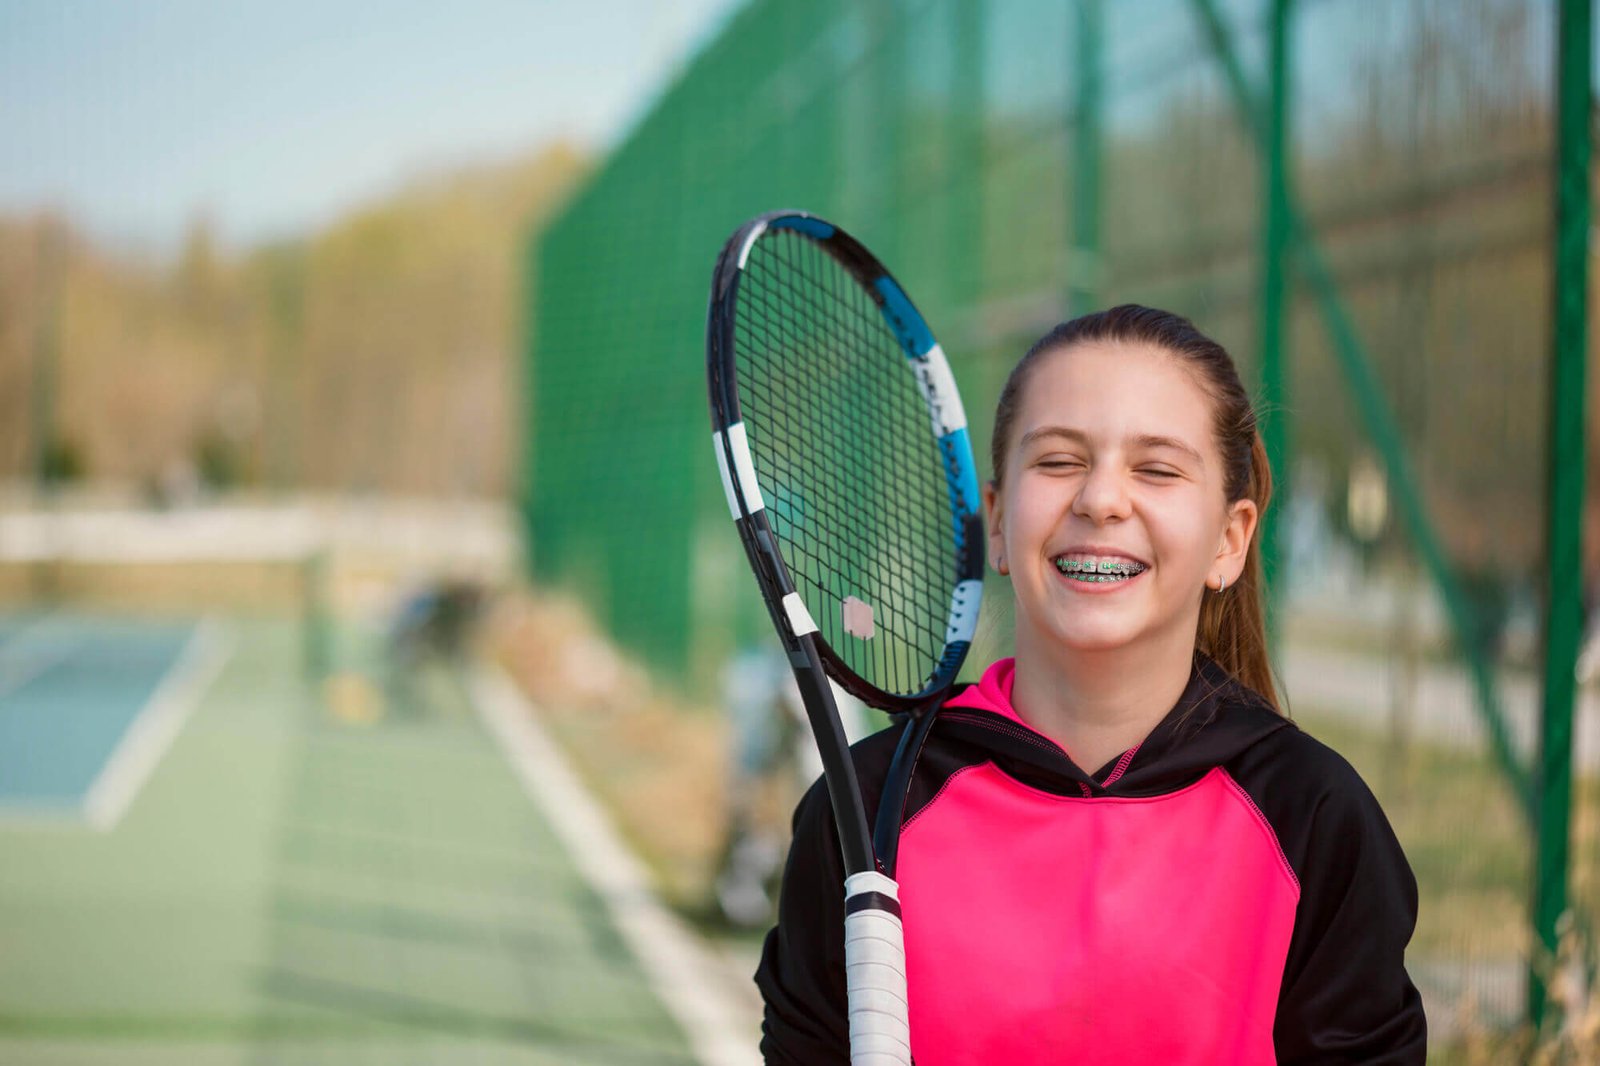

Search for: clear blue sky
xmin=0 ymin=0 xmax=737 ymax=253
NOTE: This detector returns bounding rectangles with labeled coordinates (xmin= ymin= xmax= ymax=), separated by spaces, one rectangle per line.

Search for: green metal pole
xmin=524 ymin=224 xmax=555 ymax=585
xmin=1068 ymin=0 xmax=1102 ymax=315
xmin=267 ymin=250 xmax=304 ymax=489
xmin=818 ymin=0 xmax=843 ymax=217
xmin=1529 ymin=0 xmax=1590 ymax=1031
xmin=950 ymin=0 xmax=983 ymax=312
xmin=1259 ymin=0 xmax=1292 ymax=652
xmin=302 ymin=547 xmax=332 ymax=683
xmin=30 ymin=224 xmax=62 ymax=492
xmin=875 ymin=0 xmax=906 ymax=264
xmin=29 ymin=225 xmax=64 ymax=604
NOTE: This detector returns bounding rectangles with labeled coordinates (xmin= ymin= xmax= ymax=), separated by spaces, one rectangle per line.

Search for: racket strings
xmin=732 ymin=229 xmax=957 ymax=697
xmin=750 ymin=237 xmax=953 ymax=590
xmin=755 ymin=237 xmax=953 ymax=580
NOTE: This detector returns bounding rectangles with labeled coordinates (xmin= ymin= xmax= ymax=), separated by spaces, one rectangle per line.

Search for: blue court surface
xmin=0 ymin=613 xmax=203 ymax=816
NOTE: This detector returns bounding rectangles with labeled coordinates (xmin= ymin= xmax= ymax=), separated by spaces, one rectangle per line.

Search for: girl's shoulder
xmin=1229 ymin=717 xmax=1382 ymax=807
xmin=1224 ymin=718 xmax=1413 ymax=890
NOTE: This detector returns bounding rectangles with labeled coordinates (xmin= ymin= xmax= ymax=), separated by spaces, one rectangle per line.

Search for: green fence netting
xmin=527 ymin=0 xmax=1587 ymax=1050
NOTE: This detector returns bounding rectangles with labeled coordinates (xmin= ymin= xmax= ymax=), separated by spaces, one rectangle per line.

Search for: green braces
xmin=1055 ymin=558 xmax=1145 ymax=576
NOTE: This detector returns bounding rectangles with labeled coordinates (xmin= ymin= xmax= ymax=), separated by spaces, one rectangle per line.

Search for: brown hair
xmin=990 ymin=304 xmax=1280 ymax=712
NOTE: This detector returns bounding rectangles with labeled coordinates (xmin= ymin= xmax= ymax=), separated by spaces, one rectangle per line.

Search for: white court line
xmin=469 ymin=664 xmax=760 ymax=1066
xmin=81 ymin=618 xmax=235 ymax=832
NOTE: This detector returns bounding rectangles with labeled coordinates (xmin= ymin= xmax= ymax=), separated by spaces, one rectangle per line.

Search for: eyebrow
xmin=1019 ymin=425 xmax=1205 ymax=465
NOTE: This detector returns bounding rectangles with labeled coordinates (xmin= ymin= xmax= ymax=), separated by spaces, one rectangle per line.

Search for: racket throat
xmin=790 ymin=637 xmax=876 ymax=875
xmin=872 ymin=703 xmax=940 ymax=879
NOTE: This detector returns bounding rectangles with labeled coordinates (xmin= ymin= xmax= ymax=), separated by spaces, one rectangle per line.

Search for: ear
xmin=982 ymin=480 xmax=1007 ymax=575
xmin=1214 ymin=497 xmax=1259 ymax=584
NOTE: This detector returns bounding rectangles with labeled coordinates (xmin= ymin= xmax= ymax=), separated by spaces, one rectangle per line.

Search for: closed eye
xmin=1139 ymin=468 xmax=1182 ymax=479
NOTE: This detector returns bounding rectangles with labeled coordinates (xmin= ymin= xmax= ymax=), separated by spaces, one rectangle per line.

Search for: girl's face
xmin=984 ymin=341 xmax=1257 ymax=655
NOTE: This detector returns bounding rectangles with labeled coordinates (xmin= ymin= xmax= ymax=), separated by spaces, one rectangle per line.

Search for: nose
xmin=1072 ymin=462 xmax=1132 ymax=525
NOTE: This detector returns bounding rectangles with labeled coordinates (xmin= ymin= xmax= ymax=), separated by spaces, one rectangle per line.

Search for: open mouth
xmin=1052 ymin=555 xmax=1149 ymax=584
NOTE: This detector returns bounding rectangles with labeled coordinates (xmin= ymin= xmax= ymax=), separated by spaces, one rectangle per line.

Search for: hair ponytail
xmin=993 ymin=305 xmax=1283 ymax=714
xmin=1196 ymin=431 xmax=1279 ymax=712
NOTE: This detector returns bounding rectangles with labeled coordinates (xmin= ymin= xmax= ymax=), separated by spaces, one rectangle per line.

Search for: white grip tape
xmin=911 ymin=344 xmax=968 ymax=438
xmin=845 ymin=872 xmax=911 ymax=1066
xmin=846 ymin=870 xmax=900 ymax=901
xmin=712 ymin=422 xmax=765 ymax=519
xmin=781 ymin=592 xmax=818 ymax=637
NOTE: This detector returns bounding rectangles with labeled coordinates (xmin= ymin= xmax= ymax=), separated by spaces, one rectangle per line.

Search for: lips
xmin=1051 ymin=545 xmax=1150 ymax=567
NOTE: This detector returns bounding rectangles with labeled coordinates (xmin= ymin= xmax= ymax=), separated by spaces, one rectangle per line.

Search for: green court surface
xmin=0 ymin=618 xmax=698 ymax=1065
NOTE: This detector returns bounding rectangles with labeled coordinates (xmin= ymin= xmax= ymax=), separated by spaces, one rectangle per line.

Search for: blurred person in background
xmin=384 ymin=577 xmax=488 ymax=714
xmin=713 ymin=642 xmax=868 ymax=927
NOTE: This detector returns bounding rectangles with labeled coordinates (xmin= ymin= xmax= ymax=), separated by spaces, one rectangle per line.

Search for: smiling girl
xmin=756 ymin=305 xmax=1427 ymax=1064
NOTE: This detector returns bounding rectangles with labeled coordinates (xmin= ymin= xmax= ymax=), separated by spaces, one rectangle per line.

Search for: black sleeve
xmin=1245 ymin=731 xmax=1428 ymax=1064
xmin=753 ymin=775 xmax=853 ymax=1065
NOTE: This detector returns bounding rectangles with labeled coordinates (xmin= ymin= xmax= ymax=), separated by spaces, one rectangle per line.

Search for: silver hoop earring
xmin=1216 ymin=574 xmax=1228 ymax=593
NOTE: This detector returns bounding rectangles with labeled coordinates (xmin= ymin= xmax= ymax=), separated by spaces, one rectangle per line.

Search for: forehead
xmin=1015 ymin=341 xmax=1216 ymax=453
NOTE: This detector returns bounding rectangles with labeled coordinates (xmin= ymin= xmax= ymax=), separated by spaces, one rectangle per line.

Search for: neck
xmin=1010 ymin=620 xmax=1198 ymax=776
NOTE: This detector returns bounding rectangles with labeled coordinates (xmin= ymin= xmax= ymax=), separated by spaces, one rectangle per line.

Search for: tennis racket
xmin=706 ymin=210 xmax=984 ymax=1066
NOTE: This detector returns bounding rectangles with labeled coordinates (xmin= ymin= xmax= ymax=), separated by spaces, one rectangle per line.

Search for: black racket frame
xmin=706 ymin=210 xmax=982 ymax=878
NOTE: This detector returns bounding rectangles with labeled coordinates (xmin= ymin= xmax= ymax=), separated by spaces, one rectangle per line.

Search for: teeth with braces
xmin=1054 ymin=558 xmax=1147 ymax=577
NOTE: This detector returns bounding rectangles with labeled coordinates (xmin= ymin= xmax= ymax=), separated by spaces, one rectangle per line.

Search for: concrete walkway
xmin=1284 ymin=641 xmax=1600 ymax=771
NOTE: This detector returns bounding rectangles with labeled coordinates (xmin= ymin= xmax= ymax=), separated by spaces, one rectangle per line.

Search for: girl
xmin=755 ymin=306 xmax=1426 ymax=1064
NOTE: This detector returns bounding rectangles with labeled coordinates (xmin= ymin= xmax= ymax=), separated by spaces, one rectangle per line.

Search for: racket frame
xmin=708 ymin=211 xmax=985 ymax=719
xmin=707 ymin=210 xmax=984 ymax=1066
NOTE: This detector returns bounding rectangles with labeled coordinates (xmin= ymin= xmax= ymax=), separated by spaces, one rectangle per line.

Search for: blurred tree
xmin=0 ymin=143 xmax=586 ymax=497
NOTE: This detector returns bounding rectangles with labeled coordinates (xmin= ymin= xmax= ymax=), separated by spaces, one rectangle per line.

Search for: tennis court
xmin=0 ymin=609 xmax=741 ymax=1065
xmin=0 ymin=613 xmax=219 ymax=823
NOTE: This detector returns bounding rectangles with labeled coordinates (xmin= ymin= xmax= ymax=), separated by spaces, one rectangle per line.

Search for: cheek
xmin=1149 ymin=501 xmax=1227 ymax=572
xmin=1003 ymin=486 xmax=1063 ymax=547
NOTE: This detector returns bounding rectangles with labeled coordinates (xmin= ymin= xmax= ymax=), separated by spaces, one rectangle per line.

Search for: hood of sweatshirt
xmin=934 ymin=652 xmax=1295 ymax=798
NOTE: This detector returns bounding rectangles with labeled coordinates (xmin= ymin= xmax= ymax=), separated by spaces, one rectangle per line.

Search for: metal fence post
xmin=1259 ymin=0 xmax=1292 ymax=653
xmin=1529 ymin=0 xmax=1591 ymax=1032
xmin=1068 ymin=0 xmax=1102 ymax=316
xmin=950 ymin=0 xmax=984 ymax=313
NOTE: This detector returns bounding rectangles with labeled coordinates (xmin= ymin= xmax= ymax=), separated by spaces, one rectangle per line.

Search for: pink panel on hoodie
xmin=899 ymin=662 xmax=1300 ymax=1064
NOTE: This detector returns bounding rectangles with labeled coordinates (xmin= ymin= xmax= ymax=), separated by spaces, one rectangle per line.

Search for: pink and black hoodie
xmin=756 ymin=653 xmax=1427 ymax=1064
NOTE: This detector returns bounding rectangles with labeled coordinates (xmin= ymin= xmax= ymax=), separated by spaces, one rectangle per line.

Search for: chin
xmin=1039 ymin=617 xmax=1148 ymax=653
xmin=1056 ymin=629 xmax=1142 ymax=652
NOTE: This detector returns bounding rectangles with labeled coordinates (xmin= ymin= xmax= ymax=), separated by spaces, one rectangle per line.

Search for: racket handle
xmin=844 ymin=871 xmax=913 ymax=1066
